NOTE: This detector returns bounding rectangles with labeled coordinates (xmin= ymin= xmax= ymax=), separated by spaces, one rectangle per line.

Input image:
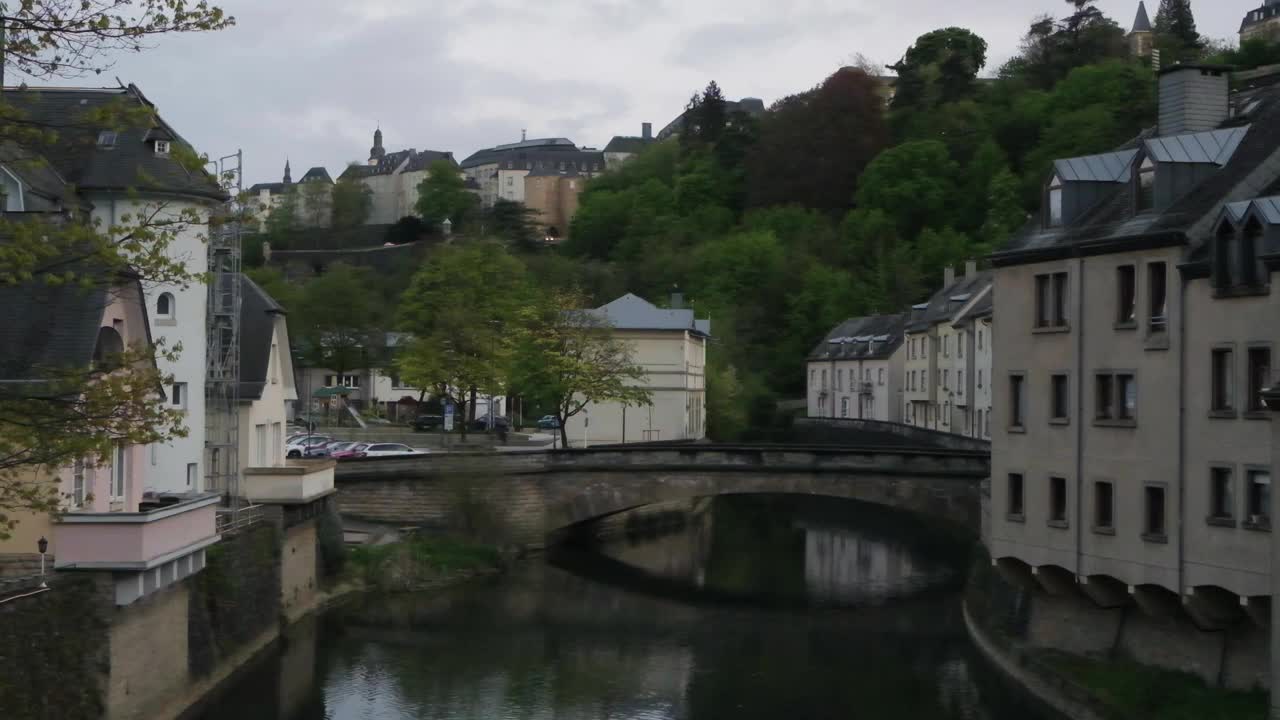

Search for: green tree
xmin=484 ymin=198 xmax=542 ymax=250
xmin=980 ymin=168 xmax=1029 ymax=249
xmin=1154 ymin=0 xmax=1202 ymax=62
xmin=889 ymin=27 xmax=989 ymax=120
xmin=300 ymin=181 xmax=331 ymax=227
xmin=681 ymin=80 xmax=728 ymax=148
xmin=396 ymin=243 xmax=529 ymax=437
xmin=415 ymin=159 xmax=478 ymax=230
xmin=855 ymin=140 xmax=959 ymax=238
xmin=0 ymin=0 xmax=233 ymax=536
xmin=292 ymin=263 xmax=382 ymax=422
xmin=331 ymin=178 xmax=373 ymax=228
xmin=510 ymin=290 xmax=651 ymax=448
xmin=261 ymin=189 xmax=300 ymax=248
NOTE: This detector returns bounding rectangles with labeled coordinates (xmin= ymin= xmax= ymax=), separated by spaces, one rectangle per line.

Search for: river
xmin=191 ymin=495 xmax=1051 ymax=720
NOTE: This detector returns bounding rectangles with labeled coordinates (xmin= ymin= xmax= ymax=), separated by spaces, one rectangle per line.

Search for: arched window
xmin=1136 ymin=157 xmax=1156 ymax=213
xmin=93 ymin=326 xmax=125 ymax=371
xmin=1046 ymin=175 xmax=1064 ymax=228
xmin=156 ymin=292 xmax=174 ymax=319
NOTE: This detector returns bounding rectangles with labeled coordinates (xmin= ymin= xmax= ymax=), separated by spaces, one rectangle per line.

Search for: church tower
xmin=1129 ymin=1 xmax=1154 ymax=58
xmin=369 ymin=127 xmax=386 ymax=166
xmin=283 ymin=158 xmax=292 ymax=184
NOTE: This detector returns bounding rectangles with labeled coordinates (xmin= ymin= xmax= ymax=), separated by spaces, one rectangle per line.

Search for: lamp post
xmin=37 ymin=536 xmax=48 ymax=587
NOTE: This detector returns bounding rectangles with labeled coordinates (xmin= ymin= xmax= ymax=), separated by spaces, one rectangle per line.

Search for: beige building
xmin=337 ymin=129 xmax=458 ymax=225
xmin=988 ymin=66 xmax=1279 ymax=631
xmin=523 ymin=168 xmax=588 ymax=238
xmin=1128 ymin=1 xmax=1154 ymax=58
xmin=460 ymin=136 xmax=604 ymax=209
xmin=563 ymin=294 xmax=709 ymax=446
xmin=806 ymin=314 xmax=906 ymax=422
xmin=248 ymin=162 xmax=335 ymax=230
xmin=902 ymin=266 xmax=993 ymax=436
xmin=1241 ymin=0 xmax=1280 ymax=44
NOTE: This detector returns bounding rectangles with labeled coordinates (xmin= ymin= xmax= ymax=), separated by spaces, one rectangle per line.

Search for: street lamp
xmin=37 ymin=536 xmax=48 ymax=587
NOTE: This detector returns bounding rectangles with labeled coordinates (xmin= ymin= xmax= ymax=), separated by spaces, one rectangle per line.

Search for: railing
xmin=215 ymin=504 xmax=267 ymax=536
xmin=859 ymin=383 xmax=874 ymax=395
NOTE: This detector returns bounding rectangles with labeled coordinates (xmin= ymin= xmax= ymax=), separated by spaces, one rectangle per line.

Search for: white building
xmin=11 ymin=85 xmax=228 ymax=493
xmin=563 ymin=294 xmax=710 ymax=446
xmin=806 ymin=314 xmax=906 ymax=422
xmin=237 ymin=275 xmax=297 ymax=469
xmin=337 ymin=129 xmax=458 ymax=225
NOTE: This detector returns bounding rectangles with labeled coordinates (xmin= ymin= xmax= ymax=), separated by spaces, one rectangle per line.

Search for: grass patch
xmin=1043 ymin=652 xmax=1266 ymax=720
xmin=347 ymin=535 xmax=502 ymax=591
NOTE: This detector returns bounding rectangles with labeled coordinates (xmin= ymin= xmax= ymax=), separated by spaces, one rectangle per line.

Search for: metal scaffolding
xmin=205 ymin=150 xmax=244 ymax=507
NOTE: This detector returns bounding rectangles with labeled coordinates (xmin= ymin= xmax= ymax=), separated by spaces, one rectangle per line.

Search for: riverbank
xmin=964 ymin=552 xmax=1267 ymax=720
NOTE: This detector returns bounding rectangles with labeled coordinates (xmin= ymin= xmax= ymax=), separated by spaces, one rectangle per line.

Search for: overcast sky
xmin=81 ymin=0 xmax=1252 ymax=186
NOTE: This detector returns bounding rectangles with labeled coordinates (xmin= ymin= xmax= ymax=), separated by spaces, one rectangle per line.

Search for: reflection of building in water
xmin=936 ymin=656 xmax=990 ymax=720
xmin=801 ymin=525 xmax=931 ymax=603
xmin=599 ymin=500 xmax=714 ymax=586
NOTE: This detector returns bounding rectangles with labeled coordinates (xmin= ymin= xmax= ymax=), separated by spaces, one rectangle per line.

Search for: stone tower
xmin=369 ymin=127 xmax=386 ymax=166
xmin=283 ymin=158 xmax=292 ymax=184
xmin=1129 ymin=1 xmax=1154 ymax=58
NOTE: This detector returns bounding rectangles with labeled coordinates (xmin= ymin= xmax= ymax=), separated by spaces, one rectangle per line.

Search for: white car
xmin=285 ymin=435 xmax=332 ymax=458
xmin=360 ymin=443 xmax=428 ymax=458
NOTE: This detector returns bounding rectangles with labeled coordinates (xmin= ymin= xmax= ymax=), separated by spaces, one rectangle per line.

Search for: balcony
xmin=54 ymin=492 xmax=221 ymax=605
xmin=243 ymin=459 xmax=336 ymax=505
xmin=858 ymin=382 xmax=874 ymax=395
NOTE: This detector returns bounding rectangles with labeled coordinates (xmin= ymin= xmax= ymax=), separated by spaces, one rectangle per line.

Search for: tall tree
xmin=415 ymin=159 xmax=477 ymax=230
xmin=1154 ymin=0 xmax=1202 ymax=62
xmin=300 ymin=181 xmax=331 ymax=227
xmin=855 ymin=140 xmax=959 ymax=239
xmin=331 ymin=178 xmax=373 ymax=228
xmin=744 ymin=68 xmax=889 ymax=212
xmin=889 ymin=28 xmax=989 ymax=116
xmin=681 ymin=81 xmax=729 ymax=148
xmin=484 ymin=198 xmax=542 ymax=250
xmin=0 ymin=0 xmax=233 ymax=535
xmin=510 ymin=290 xmax=651 ymax=448
xmin=292 ymin=263 xmax=382 ymax=421
xmin=396 ymin=243 xmax=529 ymax=437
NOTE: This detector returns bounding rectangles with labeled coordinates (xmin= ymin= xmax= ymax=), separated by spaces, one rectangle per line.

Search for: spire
xmin=283 ymin=158 xmax=292 ymax=184
xmin=1132 ymin=1 xmax=1152 ymax=33
xmin=369 ymin=126 xmax=386 ymax=165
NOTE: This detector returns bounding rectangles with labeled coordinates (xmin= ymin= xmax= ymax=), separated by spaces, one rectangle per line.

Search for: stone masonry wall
xmin=106 ymin=582 xmax=192 ymax=720
xmin=188 ymin=522 xmax=283 ymax=679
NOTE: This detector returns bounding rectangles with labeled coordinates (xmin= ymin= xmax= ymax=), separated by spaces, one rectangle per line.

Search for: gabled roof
xmin=808 ymin=313 xmax=906 ymax=361
xmin=299 ymin=167 xmax=332 ymax=184
xmin=952 ymin=284 xmax=994 ymax=325
xmin=1144 ymin=126 xmax=1249 ymax=165
xmin=3 ymin=84 xmax=226 ymax=202
xmin=237 ymin=273 xmax=287 ymax=401
xmin=248 ymin=181 xmax=287 ymax=193
xmin=1054 ymin=150 xmax=1138 ymax=183
xmin=905 ymin=271 xmax=993 ymax=333
xmin=604 ymin=136 xmax=654 ymax=154
xmin=1132 ymin=1 xmax=1153 ymax=33
xmin=338 ymin=149 xmax=456 ymax=179
xmin=587 ymin=293 xmax=710 ymax=337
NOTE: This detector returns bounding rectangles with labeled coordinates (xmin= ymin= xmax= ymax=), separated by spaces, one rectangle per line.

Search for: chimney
xmin=944 ymin=266 xmax=956 ymax=287
xmin=642 ymin=122 xmax=652 ymax=140
xmin=965 ymin=260 xmax=977 ymax=278
xmin=1158 ymin=65 xmax=1229 ymax=137
xmin=670 ymin=286 xmax=684 ymax=309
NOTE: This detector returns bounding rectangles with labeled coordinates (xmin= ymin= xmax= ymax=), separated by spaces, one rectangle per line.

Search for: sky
xmin=73 ymin=0 xmax=1255 ymax=187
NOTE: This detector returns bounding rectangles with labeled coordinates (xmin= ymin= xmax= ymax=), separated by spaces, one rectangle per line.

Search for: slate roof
xmin=1054 ymin=150 xmax=1138 ymax=183
xmin=299 ymin=167 xmax=332 ymax=184
xmin=4 ymin=84 xmax=225 ymax=202
xmin=604 ymin=136 xmax=654 ymax=154
xmin=237 ymin=273 xmax=287 ymax=401
xmin=993 ymin=79 xmax=1280 ymax=267
xmin=248 ymin=181 xmax=287 ymax=193
xmin=1144 ymin=126 xmax=1248 ymax=165
xmin=1242 ymin=1 xmax=1280 ymax=31
xmin=337 ymin=149 xmax=455 ymax=180
xmin=586 ymin=294 xmax=711 ymax=337
xmin=905 ymin=271 xmax=993 ymax=333
xmin=807 ymin=313 xmax=906 ymax=362
xmin=459 ymin=139 xmax=585 ymax=169
xmin=1132 ymin=1 xmax=1153 ymax=33
xmin=953 ymin=284 xmax=994 ymax=324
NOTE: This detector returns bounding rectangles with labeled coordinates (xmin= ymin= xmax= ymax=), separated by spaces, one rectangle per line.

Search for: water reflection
xmin=190 ymin=495 xmax=1048 ymax=720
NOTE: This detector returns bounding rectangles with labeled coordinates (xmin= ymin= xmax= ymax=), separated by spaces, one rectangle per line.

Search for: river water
xmin=192 ymin=495 xmax=1050 ymax=720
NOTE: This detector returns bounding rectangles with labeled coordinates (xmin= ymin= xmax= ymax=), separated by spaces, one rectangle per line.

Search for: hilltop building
xmin=656 ymin=97 xmax=766 ymax=140
xmin=337 ymin=129 xmax=458 ymax=225
xmin=1241 ymin=0 xmax=1280 ymax=44
xmin=604 ymin=123 xmax=656 ymax=169
xmin=1129 ymin=1 xmax=1154 ymax=58
xmin=248 ymin=160 xmax=335 ymax=229
xmin=460 ymin=136 xmax=604 ymax=237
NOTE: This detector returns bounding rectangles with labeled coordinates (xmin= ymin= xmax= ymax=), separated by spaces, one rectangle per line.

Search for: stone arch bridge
xmin=333 ymin=444 xmax=991 ymax=547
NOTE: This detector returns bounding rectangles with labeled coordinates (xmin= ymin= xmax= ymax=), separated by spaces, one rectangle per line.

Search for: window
xmin=1049 ymin=476 xmax=1067 ymax=525
xmin=1009 ymin=375 xmax=1026 ymax=428
xmin=1214 ymin=221 xmax=1235 ymax=289
xmin=1095 ymin=373 xmax=1136 ymax=422
xmin=985 ymin=410 xmax=990 ymax=436
xmin=72 ymin=458 xmax=86 ymax=508
xmin=1247 ymin=347 xmax=1271 ymax=413
xmin=943 ymin=401 xmax=950 ymax=425
xmin=810 ymin=369 xmax=815 ymax=387
xmin=1095 ymin=481 xmax=1114 ymax=530
xmin=1047 ymin=175 xmax=1063 ymax=227
xmin=943 ymin=369 xmax=949 ymax=390
xmin=156 ymin=292 xmax=174 ymax=318
xmin=944 ymin=335 xmax=950 ymax=358
xmin=1145 ymin=485 xmax=1166 ymax=538
xmin=959 ymin=332 xmax=965 ymax=358
xmin=1136 ymin=157 xmax=1155 ymax=212
xmin=1051 ymin=374 xmax=1069 ymax=422
xmin=821 ymin=369 xmax=828 ymax=390
xmin=1008 ymin=473 xmax=1024 ymax=517
xmin=1147 ymin=262 xmax=1167 ymax=332
xmin=959 ymin=370 xmax=964 ymax=390
xmin=110 ymin=442 xmax=127 ymax=499
xmin=1248 ymin=470 xmax=1271 ymax=527
xmin=978 ymin=369 xmax=984 ymax=389
xmin=171 ymin=382 xmax=187 ymax=409
xmin=1035 ymin=272 xmax=1068 ymax=328
xmin=1212 ymin=349 xmax=1234 ymax=412
xmin=1117 ymin=374 xmax=1136 ymax=420
xmin=835 ymin=369 xmax=842 ymax=391
xmin=1096 ymin=374 xmax=1114 ymax=419
xmin=255 ymin=424 xmax=267 ymax=466
xmin=840 ymin=397 xmax=849 ymax=418
xmin=187 ymin=463 xmax=197 ymax=488
xmin=1116 ymin=265 xmax=1136 ymax=325
xmin=1210 ymin=467 xmax=1234 ymax=521
xmin=1241 ymin=219 xmax=1263 ymax=287
xmin=978 ymin=329 xmax=984 ymax=350
xmin=272 ymin=423 xmax=282 ymax=465
xmin=154 ymin=140 xmax=171 ymax=154
xmin=878 ymin=368 xmax=884 ymax=385
xmin=97 ymin=130 xmax=117 ymax=147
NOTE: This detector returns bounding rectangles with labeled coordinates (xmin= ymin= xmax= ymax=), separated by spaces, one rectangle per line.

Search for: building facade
xmin=604 ymin=123 xmax=656 ymax=169
xmin=562 ymin=294 xmax=709 ymax=446
xmin=337 ymin=129 xmax=458 ymax=225
xmin=459 ymin=136 xmax=604 ymax=209
xmin=1128 ymin=1 xmax=1154 ymax=58
xmin=1241 ymin=0 xmax=1280 ymax=44
xmin=988 ymin=66 xmax=1279 ymax=631
xmin=806 ymin=314 xmax=906 ymax=423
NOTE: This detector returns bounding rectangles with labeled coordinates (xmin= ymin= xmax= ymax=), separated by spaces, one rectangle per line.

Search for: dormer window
xmin=1136 ymin=158 xmax=1155 ymax=213
xmin=154 ymin=140 xmax=171 ymax=155
xmin=1241 ymin=217 xmax=1264 ymax=288
xmin=1047 ymin=175 xmax=1063 ymax=228
xmin=1214 ymin=219 xmax=1236 ymax=290
xmin=97 ymin=130 xmax=117 ymax=148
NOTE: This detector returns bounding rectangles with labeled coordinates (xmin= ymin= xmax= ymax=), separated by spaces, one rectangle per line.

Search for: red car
xmin=330 ymin=442 xmax=370 ymax=460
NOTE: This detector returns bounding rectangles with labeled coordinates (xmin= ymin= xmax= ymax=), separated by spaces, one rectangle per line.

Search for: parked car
xmin=537 ymin=415 xmax=560 ymax=430
xmin=330 ymin=443 xmax=370 ymax=460
xmin=307 ymin=440 xmax=356 ymax=458
xmin=359 ymin=443 xmax=427 ymax=458
xmin=285 ymin=435 xmax=332 ymax=458
xmin=470 ymin=414 xmax=511 ymax=431
xmin=411 ymin=414 xmax=444 ymax=431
